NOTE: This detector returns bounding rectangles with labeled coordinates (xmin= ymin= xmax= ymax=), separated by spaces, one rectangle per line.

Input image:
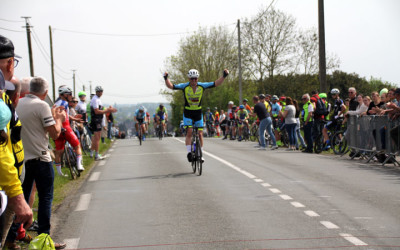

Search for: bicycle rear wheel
xmin=332 ymin=130 xmax=347 ymax=155
xmin=63 ymin=147 xmax=77 ymax=180
xmin=191 ymin=141 xmax=196 ymax=173
xmin=313 ymin=134 xmax=325 ymax=154
xmin=138 ymin=128 xmax=142 ymax=146
xmin=69 ymin=146 xmax=80 ymax=177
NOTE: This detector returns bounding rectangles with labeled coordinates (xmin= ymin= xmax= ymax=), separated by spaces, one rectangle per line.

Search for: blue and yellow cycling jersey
xmin=237 ymin=110 xmax=249 ymax=120
xmin=204 ymin=111 xmax=214 ymax=122
xmin=156 ymin=107 xmax=167 ymax=120
xmin=172 ymin=82 xmax=215 ymax=111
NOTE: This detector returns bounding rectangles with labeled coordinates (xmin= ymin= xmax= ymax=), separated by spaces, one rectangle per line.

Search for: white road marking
xmin=111 ymin=152 xmax=181 ymax=157
xmin=98 ymin=160 xmax=106 ymax=166
xmin=279 ymin=194 xmax=293 ymax=200
xmin=89 ymin=172 xmax=101 ymax=182
xmin=269 ymin=188 xmax=281 ymax=194
xmin=354 ymin=217 xmax=373 ymax=220
xmin=254 ymin=179 xmax=263 ymax=183
xmin=64 ymin=238 xmax=80 ymax=249
xmin=261 ymin=183 xmax=271 ymax=187
xmin=340 ymin=233 xmax=368 ymax=246
xmin=320 ymin=221 xmax=339 ymax=229
xmin=75 ymin=193 xmax=92 ymax=211
xmin=291 ymin=202 xmax=305 ymax=208
xmin=304 ymin=210 xmax=320 ymax=217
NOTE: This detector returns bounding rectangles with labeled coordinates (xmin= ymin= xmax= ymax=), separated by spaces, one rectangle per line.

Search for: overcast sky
xmin=1 ymin=0 xmax=399 ymax=104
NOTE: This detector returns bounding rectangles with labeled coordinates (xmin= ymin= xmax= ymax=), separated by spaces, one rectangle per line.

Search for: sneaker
xmin=201 ymin=157 xmax=205 ymax=163
xmin=271 ymin=146 xmax=278 ymax=150
xmin=222 ymin=136 xmax=227 ymax=140
xmin=187 ymin=152 xmax=192 ymax=162
xmin=55 ymin=242 xmax=67 ymax=249
xmin=95 ymin=155 xmax=105 ymax=161
xmin=258 ymin=147 xmax=267 ymax=150
xmin=238 ymin=136 xmax=242 ymax=142
xmin=77 ymin=165 xmax=85 ymax=171
xmin=28 ymin=220 xmax=39 ymax=231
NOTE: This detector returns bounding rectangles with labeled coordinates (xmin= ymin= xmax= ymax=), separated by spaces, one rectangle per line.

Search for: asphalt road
xmin=53 ymin=137 xmax=400 ymax=250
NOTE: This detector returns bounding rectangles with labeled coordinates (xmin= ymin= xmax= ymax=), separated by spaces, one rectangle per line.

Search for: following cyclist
xmin=214 ymin=107 xmax=220 ymax=137
xmin=223 ymin=101 xmax=236 ymax=140
xmin=163 ymin=68 xmax=229 ymax=162
xmin=54 ymin=85 xmax=84 ymax=175
xmin=204 ymin=107 xmax=215 ymax=137
xmin=237 ymin=105 xmax=249 ymax=141
xmin=135 ymin=106 xmax=147 ymax=141
xmin=156 ymin=104 xmax=168 ymax=136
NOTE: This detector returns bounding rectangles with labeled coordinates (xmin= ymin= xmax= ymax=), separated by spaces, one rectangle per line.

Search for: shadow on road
xmin=104 ymin=172 xmax=196 ymax=182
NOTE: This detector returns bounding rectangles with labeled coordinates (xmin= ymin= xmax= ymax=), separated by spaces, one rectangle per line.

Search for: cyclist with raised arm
xmin=54 ymin=86 xmax=84 ymax=176
xmin=156 ymin=104 xmax=168 ymax=136
xmin=237 ymin=105 xmax=249 ymax=141
xmin=135 ymin=106 xmax=147 ymax=141
xmin=164 ymin=69 xmax=229 ymax=162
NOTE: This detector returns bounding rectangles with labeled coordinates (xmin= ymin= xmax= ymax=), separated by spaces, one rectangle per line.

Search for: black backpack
xmin=315 ymin=98 xmax=328 ymax=116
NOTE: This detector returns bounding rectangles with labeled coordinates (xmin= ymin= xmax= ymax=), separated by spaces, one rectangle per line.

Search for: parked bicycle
xmin=61 ymin=141 xmax=80 ymax=180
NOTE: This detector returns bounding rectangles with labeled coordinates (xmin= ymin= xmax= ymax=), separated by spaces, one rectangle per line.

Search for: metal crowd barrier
xmin=346 ymin=115 xmax=400 ymax=166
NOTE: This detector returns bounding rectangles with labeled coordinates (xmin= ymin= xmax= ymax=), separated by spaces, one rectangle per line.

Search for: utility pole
xmin=72 ymin=70 xmax=76 ymax=96
xmin=83 ymin=85 xmax=86 ymax=91
xmin=89 ymin=81 xmax=92 ymax=96
xmin=49 ymin=25 xmax=56 ymax=102
xmin=21 ymin=17 xmax=34 ymax=76
xmin=318 ymin=0 xmax=327 ymax=93
xmin=237 ymin=19 xmax=243 ymax=105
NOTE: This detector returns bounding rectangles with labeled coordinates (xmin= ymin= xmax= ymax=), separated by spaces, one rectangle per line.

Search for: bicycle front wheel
xmin=196 ymin=136 xmax=202 ymax=176
xmin=250 ymin=126 xmax=258 ymax=142
xmin=332 ymin=130 xmax=347 ymax=155
xmin=313 ymin=134 xmax=324 ymax=154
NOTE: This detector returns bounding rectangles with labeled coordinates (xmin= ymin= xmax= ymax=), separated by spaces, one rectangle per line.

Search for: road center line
xmin=339 ymin=233 xmax=368 ymax=246
xmin=304 ymin=210 xmax=320 ymax=217
xmin=320 ymin=221 xmax=339 ymax=229
xmin=89 ymin=172 xmax=101 ymax=182
xmin=269 ymin=188 xmax=281 ymax=194
xmin=261 ymin=183 xmax=271 ymax=187
xmin=279 ymin=194 xmax=293 ymax=200
xmin=64 ymin=238 xmax=80 ymax=249
xmin=254 ymin=179 xmax=263 ymax=183
xmin=291 ymin=202 xmax=305 ymax=208
xmin=75 ymin=193 xmax=92 ymax=211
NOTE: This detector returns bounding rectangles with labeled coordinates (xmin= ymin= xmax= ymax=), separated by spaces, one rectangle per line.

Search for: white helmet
xmin=139 ymin=106 xmax=145 ymax=111
xmin=228 ymin=101 xmax=234 ymax=105
xmin=95 ymin=86 xmax=103 ymax=92
xmin=58 ymin=85 xmax=72 ymax=95
xmin=330 ymin=88 xmax=340 ymax=95
xmin=187 ymin=69 xmax=199 ymax=78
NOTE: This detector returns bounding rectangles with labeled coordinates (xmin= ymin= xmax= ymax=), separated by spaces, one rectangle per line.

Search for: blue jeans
xmin=259 ymin=117 xmax=276 ymax=148
xmin=286 ymin=123 xmax=297 ymax=146
xmin=107 ymin=122 xmax=113 ymax=139
xmin=304 ymin=121 xmax=314 ymax=151
xmin=22 ymin=159 xmax=54 ymax=235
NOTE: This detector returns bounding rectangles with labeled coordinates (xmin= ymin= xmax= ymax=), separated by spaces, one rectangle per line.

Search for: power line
xmin=32 ymin=29 xmax=70 ymax=75
xmin=0 ymin=18 xmax=24 ymax=23
xmin=53 ymin=28 xmax=194 ymax=37
xmin=0 ymin=26 xmax=24 ymax=33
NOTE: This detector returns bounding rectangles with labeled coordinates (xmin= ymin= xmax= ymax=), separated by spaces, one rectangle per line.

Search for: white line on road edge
xmin=254 ymin=179 xmax=263 ymax=183
xmin=269 ymin=188 xmax=281 ymax=194
xmin=98 ymin=160 xmax=106 ymax=166
xmin=304 ymin=210 xmax=320 ymax=217
xmin=75 ymin=193 xmax=92 ymax=211
xmin=320 ymin=221 xmax=339 ymax=229
xmin=261 ymin=183 xmax=271 ymax=187
xmin=89 ymin=172 xmax=101 ymax=182
xmin=291 ymin=202 xmax=305 ymax=208
xmin=339 ymin=233 xmax=368 ymax=246
xmin=279 ymin=194 xmax=293 ymax=200
xmin=64 ymin=238 xmax=80 ymax=249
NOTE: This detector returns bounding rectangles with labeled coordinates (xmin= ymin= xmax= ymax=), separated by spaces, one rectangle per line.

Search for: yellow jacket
xmin=0 ymin=92 xmax=22 ymax=198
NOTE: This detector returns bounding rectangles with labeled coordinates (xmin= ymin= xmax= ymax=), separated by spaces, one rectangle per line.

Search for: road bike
xmin=190 ymin=124 xmax=203 ymax=176
xmin=61 ymin=141 xmax=80 ymax=180
xmin=80 ymin=125 xmax=92 ymax=155
xmin=205 ymin=121 xmax=215 ymax=137
xmin=137 ymin=119 xmax=144 ymax=146
xmin=155 ymin=124 xmax=163 ymax=140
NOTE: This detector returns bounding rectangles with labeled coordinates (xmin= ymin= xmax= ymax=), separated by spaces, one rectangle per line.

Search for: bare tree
xmin=294 ymin=28 xmax=340 ymax=75
xmin=242 ymin=7 xmax=297 ymax=91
